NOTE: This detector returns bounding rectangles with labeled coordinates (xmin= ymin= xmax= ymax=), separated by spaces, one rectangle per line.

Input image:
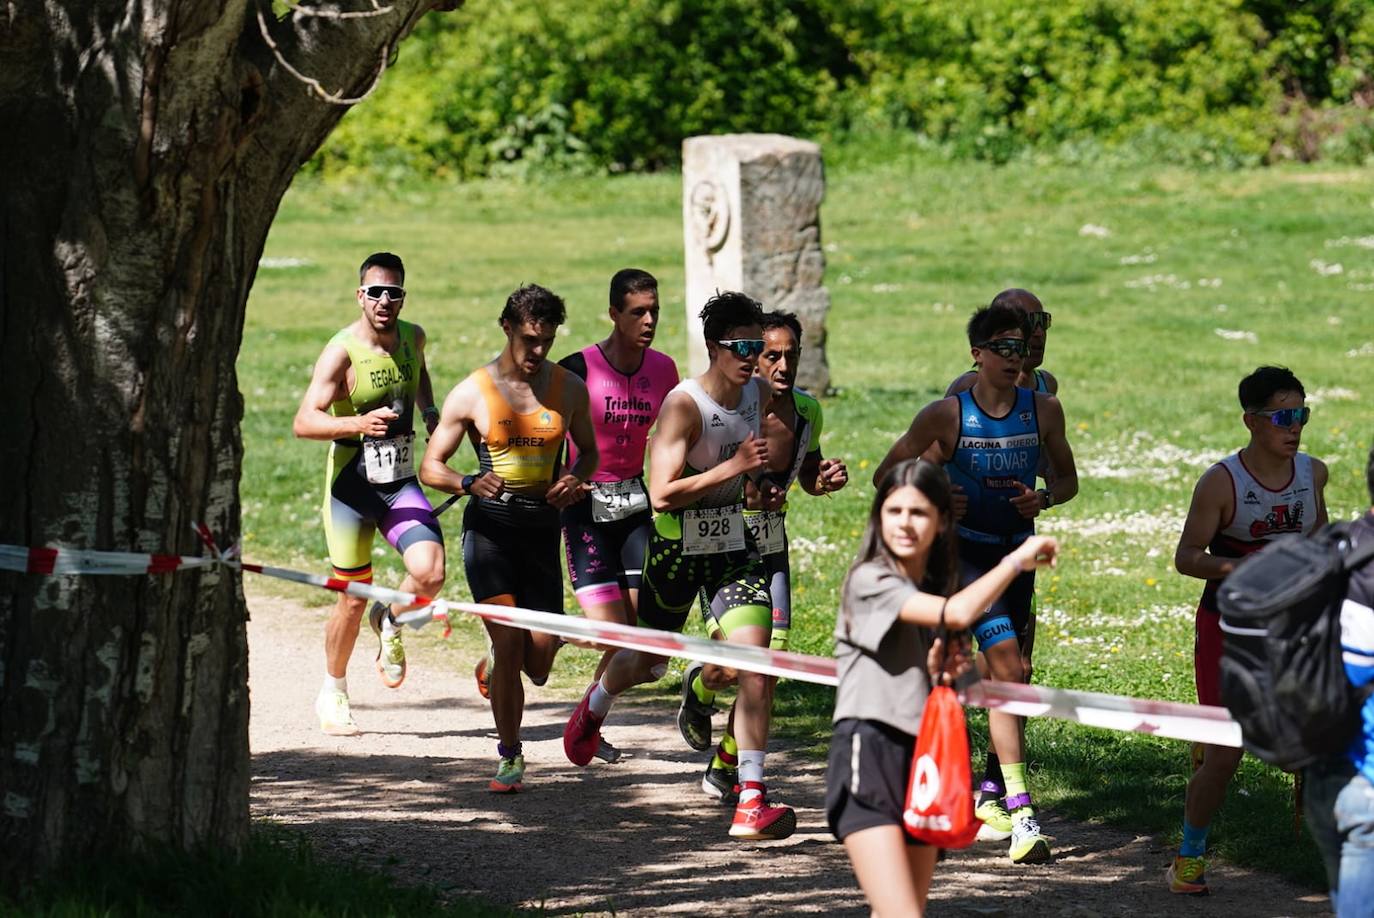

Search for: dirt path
xmin=247 ymin=588 xmax=1330 ymax=916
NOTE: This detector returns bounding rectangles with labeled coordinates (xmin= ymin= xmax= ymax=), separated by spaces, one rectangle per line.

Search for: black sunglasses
xmin=361 ymin=284 xmax=406 ymax=301
xmin=1025 ymin=312 xmax=1052 ymax=331
xmin=975 ymin=337 xmax=1028 ymax=359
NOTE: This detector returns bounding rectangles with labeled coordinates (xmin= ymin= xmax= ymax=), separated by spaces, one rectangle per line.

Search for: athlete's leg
xmin=478 ymin=598 xmax=526 ymax=750
xmin=322 ymin=490 xmax=375 ymax=678
xmin=1172 ymin=605 xmax=1239 ymax=891
xmin=384 ymin=484 xmax=446 ymax=608
xmin=844 ymin=826 xmax=936 ymax=918
xmin=520 ymin=525 xmax=568 ymax=684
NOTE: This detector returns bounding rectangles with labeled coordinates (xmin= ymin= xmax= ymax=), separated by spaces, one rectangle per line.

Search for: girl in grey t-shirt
xmin=825 ymin=458 xmax=1057 ymax=916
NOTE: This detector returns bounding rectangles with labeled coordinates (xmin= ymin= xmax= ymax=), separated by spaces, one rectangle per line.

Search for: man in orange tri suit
xmin=421 ymin=284 xmax=599 ymax=793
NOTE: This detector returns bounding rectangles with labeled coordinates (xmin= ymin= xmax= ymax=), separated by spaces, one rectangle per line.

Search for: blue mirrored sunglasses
xmin=1248 ymin=406 xmax=1310 ymax=427
xmin=716 ymin=338 xmax=765 ymax=358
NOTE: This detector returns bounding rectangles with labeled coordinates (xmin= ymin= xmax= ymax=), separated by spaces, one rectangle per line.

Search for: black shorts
xmin=959 ymin=540 xmax=1035 ymax=651
xmin=561 ymin=496 xmax=651 ymax=606
xmin=826 ymin=718 xmax=927 ymax=845
xmin=461 ymin=502 xmax=562 ymax=613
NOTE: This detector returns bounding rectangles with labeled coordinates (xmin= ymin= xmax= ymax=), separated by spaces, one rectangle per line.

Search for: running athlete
xmin=562 ymin=291 xmax=797 ymax=841
xmin=942 ymin=287 xmax=1057 ymax=842
xmin=683 ymin=310 xmax=849 ymax=802
xmin=874 ymin=302 xmax=1079 ymax=864
xmin=1167 ymin=365 xmax=1328 ymax=896
xmin=420 ymin=284 xmax=598 ymax=793
xmin=558 ymin=268 xmax=679 ymax=763
xmin=293 ymin=252 xmax=446 ymax=736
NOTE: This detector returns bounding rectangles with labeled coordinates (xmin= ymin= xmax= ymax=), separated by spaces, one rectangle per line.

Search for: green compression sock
xmin=691 ymin=672 xmax=716 ymax=705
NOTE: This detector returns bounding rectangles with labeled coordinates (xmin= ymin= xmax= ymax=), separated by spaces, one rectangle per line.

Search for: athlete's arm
xmin=414 ymin=325 xmax=439 ymax=436
xmin=647 ymin=392 xmax=766 ymax=513
xmin=1038 ymin=369 xmax=1059 ymax=395
xmin=1312 ymin=458 xmax=1330 ymax=531
xmin=872 ymin=398 xmax=956 ymax=487
xmin=1011 ymin=394 xmax=1078 ymax=517
xmin=292 ymin=343 xmax=395 ymax=440
xmin=546 ymin=375 xmax=597 ymax=509
xmin=419 ymin=380 xmax=504 ymax=499
xmin=1174 ymin=465 xmax=1235 ymax=581
xmin=898 ymin=535 xmax=1059 ymax=631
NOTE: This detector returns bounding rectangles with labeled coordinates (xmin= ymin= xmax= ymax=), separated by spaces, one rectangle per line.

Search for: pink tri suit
xmin=1194 ymin=450 xmax=1318 ymax=706
xmin=558 ymin=343 xmax=679 ymax=610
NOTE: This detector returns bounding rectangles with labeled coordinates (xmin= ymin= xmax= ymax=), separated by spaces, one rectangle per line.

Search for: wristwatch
xmin=462 ymin=473 xmax=479 ymax=494
xmin=1037 ymin=488 xmax=1055 ymax=510
xmin=422 ymin=405 xmax=439 ymax=422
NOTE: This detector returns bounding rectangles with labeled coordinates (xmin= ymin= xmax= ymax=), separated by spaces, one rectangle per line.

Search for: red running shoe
xmin=729 ymin=782 xmax=796 ymax=840
xmin=563 ymin=683 xmax=605 ymax=767
xmin=474 ymin=655 xmax=491 ymax=700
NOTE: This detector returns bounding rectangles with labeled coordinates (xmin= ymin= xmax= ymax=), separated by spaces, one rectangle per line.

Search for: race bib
xmin=682 ymin=505 xmax=746 ymax=556
xmin=746 ymin=510 xmax=786 ymax=556
xmin=362 ymin=434 xmax=415 ymax=485
xmin=590 ymin=478 xmax=649 ymax=523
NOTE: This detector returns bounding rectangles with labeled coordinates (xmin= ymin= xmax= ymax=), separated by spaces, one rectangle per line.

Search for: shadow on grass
xmin=1 ymin=823 xmax=525 ymax=917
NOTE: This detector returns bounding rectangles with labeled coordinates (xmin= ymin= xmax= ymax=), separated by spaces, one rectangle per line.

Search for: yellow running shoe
xmin=975 ymin=797 xmax=1014 ymax=842
xmin=1167 ymin=855 xmax=1209 ymax=895
xmin=368 ymin=601 xmax=406 ymax=689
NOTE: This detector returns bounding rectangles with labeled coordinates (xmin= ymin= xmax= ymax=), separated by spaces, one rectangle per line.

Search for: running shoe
xmin=1167 ymin=855 xmax=1209 ymax=896
xmin=702 ymin=760 xmax=739 ymax=805
xmin=563 ymin=683 xmax=605 ymax=767
xmin=315 ymin=689 xmax=359 ymax=736
xmin=475 ymin=655 xmax=491 ymax=699
xmin=593 ymin=737 xmax=622 ymax=764
xmin=367 ymin=601 xmax=406 ymax=689
xmin=975 ymin=797 xmax=1014 ymax=842
xmin=677 ymin=662 xmax=715 ymax=751
xmin=729 ymin=783 xmax=796 ymax=840
xmin=1008 ymin=811 xmax=1052 ymax=864
xmin=489 ymin=754 xmax=525 ymax=793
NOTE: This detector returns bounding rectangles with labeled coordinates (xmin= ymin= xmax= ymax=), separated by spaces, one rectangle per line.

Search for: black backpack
xmin=1217 ymin=522 xmax=1374 ymax=772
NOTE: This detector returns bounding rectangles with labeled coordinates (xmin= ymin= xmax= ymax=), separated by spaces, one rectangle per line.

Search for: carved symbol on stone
xmin=689 ymin=180 xmax=730 ymax=254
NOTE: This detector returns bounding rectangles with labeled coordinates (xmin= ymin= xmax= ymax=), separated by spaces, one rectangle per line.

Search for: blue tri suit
xmin=946 ymin=387 xmax=1041 ymax=650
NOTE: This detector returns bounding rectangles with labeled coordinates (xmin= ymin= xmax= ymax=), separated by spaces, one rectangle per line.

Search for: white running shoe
xmin=316 ymin=689 xmax=359 ymax=736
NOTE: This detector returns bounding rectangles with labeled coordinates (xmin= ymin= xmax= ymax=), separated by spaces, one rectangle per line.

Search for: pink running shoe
xmin=729 ymin=782 xmax=796 ymax=840
xmin=563 ymin=683 xmax=605 ymax=767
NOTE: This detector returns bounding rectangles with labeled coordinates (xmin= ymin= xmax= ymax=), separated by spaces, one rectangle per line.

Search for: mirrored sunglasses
xmin=717 ymin=338 xmax=765 ymax=358
xmin=361 ymin=284 xmax=406 ymax=301
xmin=1249 ymin=406 xmax=1311 ymax=428
xmin=976 ymin=337 xmax=1028 ymax=359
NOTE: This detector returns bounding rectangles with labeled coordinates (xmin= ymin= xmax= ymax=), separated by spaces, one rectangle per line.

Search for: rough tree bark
xmin=0 ymin=0 xmax=453 ymax=882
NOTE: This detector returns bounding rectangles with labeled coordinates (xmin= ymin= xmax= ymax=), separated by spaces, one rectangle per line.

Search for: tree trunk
xmin=0 ymin=0 xmax=446 ymax=882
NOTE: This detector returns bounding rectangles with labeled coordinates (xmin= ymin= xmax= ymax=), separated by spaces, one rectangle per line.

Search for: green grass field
xmin=241 ymin=154 xmax=1374 ymax=890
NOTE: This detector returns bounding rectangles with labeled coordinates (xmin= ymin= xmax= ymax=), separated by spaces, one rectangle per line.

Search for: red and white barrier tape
xmin=1 ymin=529 xmax=1242 ymax=748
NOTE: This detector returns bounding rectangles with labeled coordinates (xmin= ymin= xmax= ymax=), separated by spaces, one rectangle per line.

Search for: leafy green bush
xmin=310 ymin=0 xmax=1374 ymax=177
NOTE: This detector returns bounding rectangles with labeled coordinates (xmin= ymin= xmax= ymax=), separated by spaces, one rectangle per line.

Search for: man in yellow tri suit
xmin=422 ymin=284 xmax=599 ymax=793
xmin=293 ymin=252 xmax=446 ymax=736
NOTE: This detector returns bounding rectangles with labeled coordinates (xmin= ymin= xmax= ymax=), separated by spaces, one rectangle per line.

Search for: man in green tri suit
xmin=293 ymin=252 xmax=446 ymax=736
xmin=682 ymin=311 xmax=850 ymax=802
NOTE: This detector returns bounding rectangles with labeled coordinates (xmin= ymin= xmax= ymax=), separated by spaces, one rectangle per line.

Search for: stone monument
xmin=682 ymin=134 xmax=831 ymax=393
